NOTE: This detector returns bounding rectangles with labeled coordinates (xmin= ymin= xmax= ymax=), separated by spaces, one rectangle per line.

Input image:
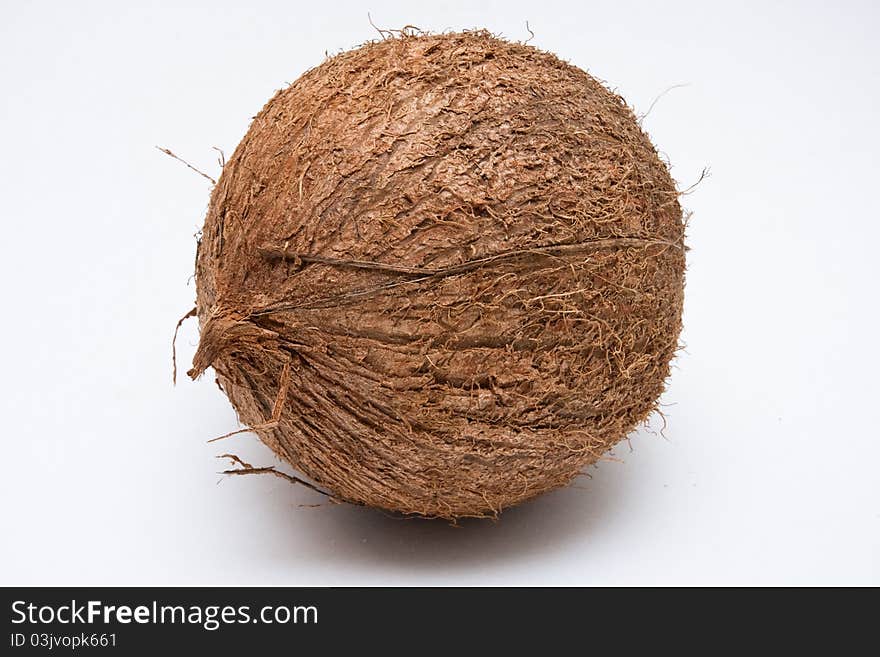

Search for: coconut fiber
xmin=188 ymin=30 xmax=686 ymax=519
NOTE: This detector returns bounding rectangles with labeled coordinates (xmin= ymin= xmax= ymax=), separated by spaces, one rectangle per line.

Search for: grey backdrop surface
xmin=1 ymin=0 xmax=877 ymax=585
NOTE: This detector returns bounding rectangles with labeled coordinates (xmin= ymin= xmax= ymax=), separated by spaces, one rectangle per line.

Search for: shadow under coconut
xmin=286 ymin=456 xmax=638 ymax=574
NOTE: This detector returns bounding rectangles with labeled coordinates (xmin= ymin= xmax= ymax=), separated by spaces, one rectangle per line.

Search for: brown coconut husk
xmin=188 ymin=30 xmax=686 ymax=519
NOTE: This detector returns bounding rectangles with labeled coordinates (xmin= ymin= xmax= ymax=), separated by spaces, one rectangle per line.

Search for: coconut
xmin=188 ymin=30 xmax=685 ymax=519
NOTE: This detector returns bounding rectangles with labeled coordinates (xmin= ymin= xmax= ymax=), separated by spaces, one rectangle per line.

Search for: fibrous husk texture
xmin=190 ymin=30 xmax=685 ymax=519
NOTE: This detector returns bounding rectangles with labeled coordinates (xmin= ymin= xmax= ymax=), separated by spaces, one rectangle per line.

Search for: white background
xmin=1 ymin=0 xmax=877 ymax=586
